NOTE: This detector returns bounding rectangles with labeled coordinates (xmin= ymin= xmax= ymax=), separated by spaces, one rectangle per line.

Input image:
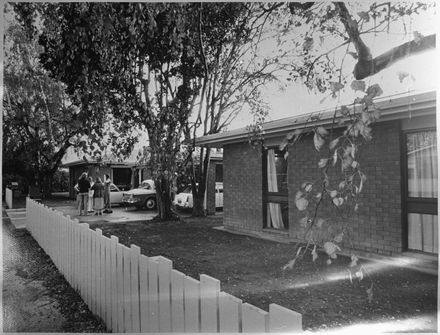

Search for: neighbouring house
xmin=63 ymin=158 xmax=150 ymax=199
xmin=195 ymin=91 xmax=437 ymax=257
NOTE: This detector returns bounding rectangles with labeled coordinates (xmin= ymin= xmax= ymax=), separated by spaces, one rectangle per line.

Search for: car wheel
xmin=144 ymin=197 xmax=156 ymax=210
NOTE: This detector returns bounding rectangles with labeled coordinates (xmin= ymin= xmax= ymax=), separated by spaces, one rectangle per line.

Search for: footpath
xmin=2 ymin=204 xmax=106 ymax=332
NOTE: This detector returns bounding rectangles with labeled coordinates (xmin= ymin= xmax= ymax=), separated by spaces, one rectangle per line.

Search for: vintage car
xmin=122 ymin=179 xmax=157 ymax=209
xmin=173 ymin=182 xmax=223 ymax=209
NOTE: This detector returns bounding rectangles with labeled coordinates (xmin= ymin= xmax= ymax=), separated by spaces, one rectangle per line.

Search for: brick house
xmin=195 ymin=91 xmax=437 ymax=257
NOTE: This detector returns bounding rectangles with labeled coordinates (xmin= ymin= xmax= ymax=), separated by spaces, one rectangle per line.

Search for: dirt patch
xmin=91 ymin=218 xmax=438 ymax=332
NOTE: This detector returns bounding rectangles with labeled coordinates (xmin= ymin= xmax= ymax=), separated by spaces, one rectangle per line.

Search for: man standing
xmin=103 ymin=174 xmax=113 ymax=213
xmin=77 ymin=172 xmax=91 ymax=216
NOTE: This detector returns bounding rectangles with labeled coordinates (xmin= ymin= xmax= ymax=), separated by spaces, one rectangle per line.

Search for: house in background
xmin=195 ymin=91 xmax=437 ymax=257
xmin=63 ymin=158 xmax=145 ymax=199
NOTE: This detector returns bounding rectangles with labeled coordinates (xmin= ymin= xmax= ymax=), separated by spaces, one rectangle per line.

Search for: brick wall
xmin=223 ymin=142 xmax=263 ymax=232
xmin=287 ymin=120 xmax=403 ymax=256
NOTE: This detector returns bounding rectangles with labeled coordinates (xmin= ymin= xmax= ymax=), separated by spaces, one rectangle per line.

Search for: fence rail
xmin=5 ymin=187 xmax=13 ymax=209
xmin=25 ymin=198 xmax=302 ymax=333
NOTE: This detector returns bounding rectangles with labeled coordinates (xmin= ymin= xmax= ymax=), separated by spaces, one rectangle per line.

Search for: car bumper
xmin=122 ymin=198 xmax=143 ymax=206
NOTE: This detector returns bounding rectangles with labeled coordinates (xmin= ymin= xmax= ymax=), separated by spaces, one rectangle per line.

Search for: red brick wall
xmin=223 ymin=142 xmax=263 ymax=232
xmin=287 ymin=120 xmax=403 ymax=255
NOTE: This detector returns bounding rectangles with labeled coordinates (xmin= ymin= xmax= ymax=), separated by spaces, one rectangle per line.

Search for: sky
xmin=62 ymin=1 xmax=438 ymax=163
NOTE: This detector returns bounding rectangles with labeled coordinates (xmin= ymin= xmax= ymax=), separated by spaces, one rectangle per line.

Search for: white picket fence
xmin=25 ymin=198 xmax=303 ymax=333
xmin=5 ymin=187 xmax=13 ymax=209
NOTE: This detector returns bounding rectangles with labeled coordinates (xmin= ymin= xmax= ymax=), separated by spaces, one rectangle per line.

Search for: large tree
xmin=3 ymin=5 xmax=85 ymax=196
xmin=36 ymin=3 xmax=213 ymax=219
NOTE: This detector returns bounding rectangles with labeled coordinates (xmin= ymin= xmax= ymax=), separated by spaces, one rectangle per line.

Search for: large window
xmin=405 ymin=130 xmax=438 ymax=254
xmin=264 ymin=148 xmax=288 ymax=230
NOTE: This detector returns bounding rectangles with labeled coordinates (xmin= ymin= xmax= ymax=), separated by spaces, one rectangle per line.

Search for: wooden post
xmin=139 ymin=255 xmax=150 ymax=333
xmin=130 ymin=245 xmax=141 ymax=333
xmin=184 ymin=276 xmax=200 ymax=333
xmin=156 ymin=256 xmax=172 ymax=332
xmin=219 ymin=292 xmax=242 ymax=332
xmin=147 ymin=257 xmax=159 ymax=332
xmin=200 ymin=274 xmax=221 ymax=332
xmin=171 ymin=270 xmax=185 ymax=333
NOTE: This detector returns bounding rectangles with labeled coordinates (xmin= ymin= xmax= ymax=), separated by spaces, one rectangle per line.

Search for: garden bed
xmin=90 ymin=218 xmax=437 ymax=332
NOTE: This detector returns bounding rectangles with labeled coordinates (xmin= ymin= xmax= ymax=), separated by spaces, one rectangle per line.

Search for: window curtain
xmin=407 ymin=132 xmax=438 ymax=198
xmin=408 ymin=213 xmax=438 ymax=254
xmin=267 ymin=149 xmax=284 ymax=229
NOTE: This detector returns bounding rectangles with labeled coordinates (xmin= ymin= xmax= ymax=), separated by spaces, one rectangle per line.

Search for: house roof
xmin=62 ymin=159 xmax=138 ymax=168
xmin=195 ymin=90 xmax=436 ymax=147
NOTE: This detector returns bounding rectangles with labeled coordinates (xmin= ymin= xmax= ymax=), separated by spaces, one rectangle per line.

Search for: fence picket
xmin=147 ymin=257 xmax=159 ymax=332
xmin=96 ymin=228 xmax=103 ymax=318
xmin=156 ymin=256 xmax=172 ymax=332
xmin=184 ymin=276 xmax=200 ymax=333
xmin=104 ymin=236 xmax=112 ymax=328
xmin=116 ymin=243 xmax=125 ymax=333
xmin=219 ymin=292 xmax=242 ymax=332
xmin=123 ymin=245 xmax=133 ymax=332
xmin=110 ymin=236 xmax=118 ymax=332
xmin=269 ymin=303 xmax=302 ymax=333
xmin=130 ymin=245 xmax=141 ymax=333
xmin=171 ymin=270 xmax=185 ymax=333
xmin=200 ymin=274 xmax=221 ymax=332
xmin=242 ymin=303 xmax=269 ymax=333
xmin=139 ymin=255 xmax=150 ymax=333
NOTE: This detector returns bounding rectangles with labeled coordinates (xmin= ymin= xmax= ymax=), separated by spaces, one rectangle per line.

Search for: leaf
xmin=296 ymin=246 xmax=303 ymax=256
xmin=284 ymin=151 xmax=289 ymax=160
xmin=286 ymin=128 xmax=303 ymax=140
xmin=304 ymin=183 xmax=313 ymax=192
xmin=332 ymin=150 xmax=338 ymax=166
xmin=313 ymin=133 xmax=325 ymax=152
xmin=348 ymin=270 xmax=353 ymax=283
xmin=350 ymin=254 xmax=359 ymax=267
xmin=329 ymin=81 xmax=344 ymax=94
xmin=295 ymin=197 xmax=309 ymax=211
xmin=323 ymin=241 xmax=341 ymax=256
xmin=303 ymin=37 xmax=314 ymax=51
xmin=332 ymin=197 xmax=344 ymax=206
xmin=338 ymin=180 xmax=346 ymax=190
xmin=350 ymin=80 xmax=366 ymax=92
xmin=347 ymin=52 xmax=358 ymax=59
xmin=366 ymin=84 xmax=383 ymax=99
xmin=354 ymin=203 xmax=359 ymax=212
xmin=326 ymin=259 xmax=332 ymax=265
xmin=316 ymin=126 xmax=329 ymax=137
xmin=315 ymin=192 xmax=322 ymax=199
xmin=279 ymin=137 xmax=289 ymax=151
xmin=340 ymin=105 xmax=350 ymax=116
xmin=330 ymin=253 xmax=338 ymax=259
xmin=282 ymin=258 xmax=296 ymax=270
xmin=295 ymin=190 xmax=304 ymax=200
xmin=318 ymin=158 xmax=329 ymax=168
xmin=329 ymin=190 xmax=337 ymax=198
xmin=351 ymin=161 xmax=359 ymax=169
xmin=312 ymin=245 xmax=318 ymax=262
xmin=357 ymin=11 xmax=370 ymax=21
xmin=356 ymin=270 xmax=364 ymax=281
xmin=334 ymin=232 xmax=344 ymax=243
xmin=329 ymin=137 xmax=339 ymax=150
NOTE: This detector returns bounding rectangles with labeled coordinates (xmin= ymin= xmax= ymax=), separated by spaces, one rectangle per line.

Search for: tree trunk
xmin=191 ymin=147 xmax=211 ymax=217
xmin=155 ymin=175 xmax=177 ymax=220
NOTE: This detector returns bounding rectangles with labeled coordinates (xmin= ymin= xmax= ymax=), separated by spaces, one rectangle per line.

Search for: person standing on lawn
xmin=91 ymin=177 xmax=105 ymax=215
xmin=87 ymin=176 xmax=94 ymax=213
xmin=103 ymin=174 xmax=113 ymax=213
xmin=77 ymin=172 xmax=91 ymax=216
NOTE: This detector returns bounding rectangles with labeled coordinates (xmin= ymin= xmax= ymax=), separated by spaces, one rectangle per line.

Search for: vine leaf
xmin=312 ymin=245 xmax=318 ymax=262
xmin=350 ymin=254 xmax=359 ymax=267
xmin=366 ymin=284 xmax=374 ymax=303
xmin=350 ymin=80 xmax=366 ymax=92
xmin=318 ymin=158 xmax=329 ymax=168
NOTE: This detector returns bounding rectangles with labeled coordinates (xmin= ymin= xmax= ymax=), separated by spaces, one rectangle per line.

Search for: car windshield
xmin=141 ymin=182 xmax=152 ymax=189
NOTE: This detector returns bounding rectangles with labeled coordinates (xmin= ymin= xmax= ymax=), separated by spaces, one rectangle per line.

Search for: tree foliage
xmin=4 ymin=5 xmax=84 ymax=195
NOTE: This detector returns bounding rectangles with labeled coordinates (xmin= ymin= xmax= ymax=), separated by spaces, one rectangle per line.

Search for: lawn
xmin=91 ymin=218 xmax=437 ymax=332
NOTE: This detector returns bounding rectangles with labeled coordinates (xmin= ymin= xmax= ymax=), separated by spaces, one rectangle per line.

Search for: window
xmin=264 ymin=148 xmax=288 ymax=230
xmin=405 ymin=130 xmax=438 ymax=254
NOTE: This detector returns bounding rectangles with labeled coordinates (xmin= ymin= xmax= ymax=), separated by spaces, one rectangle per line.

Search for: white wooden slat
xmin=219 ymin=292 xmax=242 ymax=333
xmin=242 ymin=302 xmax=269 ymax=333
xmin=123 ymin=245 xmax=133 ymax=333
xmin=171 ymin=269 xmax=185 ymax=333
xmin=116 ymin=243 xmax=125 ymax=333
xmin=110 ymin=236 xmax=119 ymax=332
xmin=139 ymin=255 xmax=150 ymax=333
xmin=130 ymin=245 xmax=141 ymax=333
xmin=200 ymin=274 xmax=221 ymax=332
xmin=84 ymin=224 xmax=91 ymax=308
xmin=95 ymin=228 xmax=103 ymax=319
xmin=147 ymin=257 xmax=159 ymax=332
xmin=269 ymin=303 xmax=302 ymax=333
xmin=90 ymin=227 xmax=96 ymax=315
xmin=156 ymin=256 xmax=172 ymax=332
xmin=184 ymin=276 xmax=200 ymax=333
xmin=104 ymin=236 xmax=112 ymax=328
